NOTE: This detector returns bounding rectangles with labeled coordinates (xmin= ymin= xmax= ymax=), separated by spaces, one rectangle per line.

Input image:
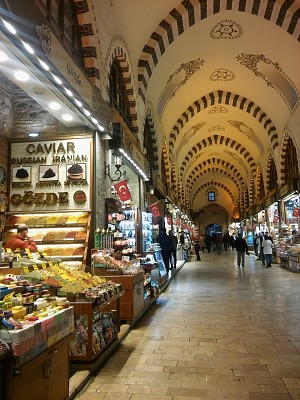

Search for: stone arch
xmin=144 ymin=106 xmax=159 ymax=171
xmin=256 ymin=166 xmax=265 ymax=201
xmin=266 ymin=152 xmax=278 ymax=193
xmin=279 ymin=130 xmax=300 ymax=185
xmin=169 ymin=91 xmax=278 ymax=152
xmin=186 ymin=158 xmax=244 ymax=189
xmin=74 ymin=0 xmax=101 ymax=88
xmin=249 ymin=176 xmax=255 ymax=206
xmin=138 ymin=0 xmax=300 ymax=100
xmin=161 ymin=142 xmax=170 ymax=185
xmin=106 ymin=41 xmax=139 ymax=137
xmin=187 ymin=167 xmax=241 ymax=194
xmin=179 ymin=135 xmax=256 ymax=179
xmin=191 ymin=182 xmax=235 ymax=207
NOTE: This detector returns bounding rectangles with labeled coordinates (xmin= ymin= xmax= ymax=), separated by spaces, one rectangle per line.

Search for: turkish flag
xmin=166 ymin=214 xmax=172 ymax=225
xmin=114 ymin=179 xmax=131 ymax=202
xmin=149 ymin=202 xmax=161 ymax=217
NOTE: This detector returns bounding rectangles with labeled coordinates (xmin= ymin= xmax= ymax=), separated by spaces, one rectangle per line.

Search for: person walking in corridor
xmin=235 ymin=233 xmax=249 ymax=267
xmin=262 ymin=234 xmax=273 ymax=268
xmin=194 ymin=237 xmax=201 ymax=260
xmin=156 ymin=227 xmax=173 ymax=273
xmin=168 ymin=230 xmax=178 ymax=269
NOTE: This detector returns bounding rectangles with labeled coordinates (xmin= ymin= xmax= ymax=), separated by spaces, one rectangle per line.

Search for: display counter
xmin=93 ymin=272 xmax=145 ymax=322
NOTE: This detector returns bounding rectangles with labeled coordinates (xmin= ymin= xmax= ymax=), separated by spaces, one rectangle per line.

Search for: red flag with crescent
xmin=149 ymin=202 xmax=161 ymax=217
xmin=114 ymin=179 xmax=131 ymax=202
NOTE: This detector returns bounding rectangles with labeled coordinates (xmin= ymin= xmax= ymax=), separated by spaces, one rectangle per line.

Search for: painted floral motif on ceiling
xmin=157 ymin=58 xmax=204 ymax=117
xmin=227 ymin=120 xmax=264 ymax=153
xmin=176 ymin=122 xmax=206 ymax=158
xmin=209 ymin=105 xmax=228 ymax=114
xmin=210 ymin=20 xmax=243 ymax=39
xmin=224 ymin=150 xmax=245 ymax=166
xmin=209 ymin=125 xmax=225 ymax=132
xmin=236 ymin=53 xmax=299 ymax=110
xmin=210 ymin=68 xmax=235 ymax=81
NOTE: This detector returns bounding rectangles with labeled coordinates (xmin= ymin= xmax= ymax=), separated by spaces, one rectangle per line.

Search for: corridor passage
xmin=75 ymin=250 xmax=300 ymax=400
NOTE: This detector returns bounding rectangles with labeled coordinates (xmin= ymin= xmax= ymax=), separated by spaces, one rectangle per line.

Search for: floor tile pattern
xmin=74 ymin=250 xmax=300 ymax=400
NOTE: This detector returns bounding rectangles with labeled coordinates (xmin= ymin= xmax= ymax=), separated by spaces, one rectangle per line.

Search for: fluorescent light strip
xmin=1 ymin=18 xmax=105 ymax=132
xmin=119 ymin=149 xmax=149 ymax=181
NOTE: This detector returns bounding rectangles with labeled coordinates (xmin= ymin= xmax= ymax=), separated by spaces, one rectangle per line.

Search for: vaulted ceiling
xmin=93 ymin=0 xmax=300 ymax=216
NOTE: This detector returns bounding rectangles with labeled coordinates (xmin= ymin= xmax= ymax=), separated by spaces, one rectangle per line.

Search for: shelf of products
xmin=3 ymin=211 xmax=91 ymax=268
xmin=142 ymin=212 xmax=153 ymax=252
xmin=69 ymin=291 xmax=124 ymax=362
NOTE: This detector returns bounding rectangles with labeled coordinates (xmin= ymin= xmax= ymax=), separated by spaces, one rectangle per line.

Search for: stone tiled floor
xmin=74 ymin=250 xmax=300 ymax=400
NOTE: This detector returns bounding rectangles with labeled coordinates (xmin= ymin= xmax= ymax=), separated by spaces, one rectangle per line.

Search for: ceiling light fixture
xmin=62 ymin=114 xmax=73 ymax=121
xmin=52 ymin=74 xmax=62 ymax=85
xmin=28 ymin=132 xmax=39 ymax=137
xmin=0 ymin=51 xmax=8 ymax=62
xmin=64 ymin=88 xmax=73 ymax=97
xmin=49 ymin=102 xmax=61 ymax=110
xmin=22 ymin=41 xmax=34 ymax=54
xmin=3 ymin=20 xmax=16 ymax=35
xmin=39 ymin=59 xmax=49 ymax=71
xmin=14 ymin=71 xmax=29 ymax=81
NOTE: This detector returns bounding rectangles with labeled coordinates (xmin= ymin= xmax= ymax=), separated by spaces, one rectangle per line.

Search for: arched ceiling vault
xmin=93 ymin=0 xmax=300 ymax=213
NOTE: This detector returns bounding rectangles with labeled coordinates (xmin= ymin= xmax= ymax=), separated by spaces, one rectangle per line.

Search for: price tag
xmin=42 ymin=263 xmax=47 ymax=269
xmin=23 ymin=266 xmax=30 ymax=275
xmin=48 ymin=261 xmax=53 ymax=267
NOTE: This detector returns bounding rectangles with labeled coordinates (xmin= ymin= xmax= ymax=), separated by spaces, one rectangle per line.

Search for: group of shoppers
xmin=254 ymin=232 xmax=274 ymax=268
xmin=156 ymin=228 xmax=178 ymax=273
xmin=156 ymin=227 xmax=274 ymax=272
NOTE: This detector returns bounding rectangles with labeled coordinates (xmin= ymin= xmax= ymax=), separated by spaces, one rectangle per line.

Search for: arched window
xmin=109 ymin=58 xmax=132 ymax=131
xmin=208 ymin=191 xmax=216 ymax=202
xmin=285 ymin=137 xmax=299 ymax=182
xmin=37 ymin=0 xmax=83 ymax=67
xmin=268 ymin=159 xmax=278 ymax=192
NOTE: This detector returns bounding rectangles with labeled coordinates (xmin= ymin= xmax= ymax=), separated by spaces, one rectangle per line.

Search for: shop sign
xmin=9 ymin=138 xmax=92 ymax=211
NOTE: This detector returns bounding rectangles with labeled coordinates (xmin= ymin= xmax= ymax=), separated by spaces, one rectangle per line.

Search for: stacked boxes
xmin=0 ymin=307 xmax=74 ymax=366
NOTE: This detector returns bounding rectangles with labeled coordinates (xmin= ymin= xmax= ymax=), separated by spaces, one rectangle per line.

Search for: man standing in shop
xmin=262 ymin=234 xmax=273 ymax=268
xmin=156 ymin=227 xmax=172 ymax=273
xmin=5 ymin=224 xmax=38 ymax=253
xmin=235 ymin=233 xmax=249 ymax=267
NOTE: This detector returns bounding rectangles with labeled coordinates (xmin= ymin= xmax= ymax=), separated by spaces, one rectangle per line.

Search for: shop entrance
xmin=206 ymin=223 xmax=222 ymax=238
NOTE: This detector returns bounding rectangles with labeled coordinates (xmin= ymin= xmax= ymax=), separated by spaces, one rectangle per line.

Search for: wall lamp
xmin=104 ymin=150 xmax=122 ymax=182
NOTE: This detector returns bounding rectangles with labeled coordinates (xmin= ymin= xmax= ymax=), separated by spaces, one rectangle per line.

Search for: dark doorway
xmin=206 ymin=223 xmax=222 ymax=237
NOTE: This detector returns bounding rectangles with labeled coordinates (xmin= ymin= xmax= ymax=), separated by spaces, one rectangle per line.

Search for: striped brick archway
xmin=138 ymin=0 xmax=300 ymax=101
xmin=187 ymin=166 xmax=242 ymax=193
xmin=107 ymin=46 xmax=139 ymax=136
xmin=74 ymin=0 xmax=101 ymax=87
xmin=74 ymin=2 xmax=140 ymax=136
xmin=186 ymin=158 xmax=244 ymax=189
xmin=144 ymin=107 xmax=159 ymax=171
xmin=179 ymin=134 xmax=256 ymax=179
xmin=169 ymin=91 xmax=278 ymax=153
xmin=266 ymin=153 xmax=277 ymax=192
xmin=280 ymin=131 xmax=299 ymax=185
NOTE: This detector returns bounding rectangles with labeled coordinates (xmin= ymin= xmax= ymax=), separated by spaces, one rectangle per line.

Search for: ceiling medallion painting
xmin=210 ymin=20 xmax=242 ymax=39
xmin=209 ymin=105 xmax=228 ymax=114
xmin=210 ymin=68 xmax=235 ymax=81
xmin=236 ymin=53 xmax=299 ymax=110
xmin=157 ymin=58 xmax=204 ymax=117
xmin=176 ymin=122 xmax=206 ymax=157
xmin=227 ymin=120 xmax=264 ymax=153
xmin=209 ymin=125 xmax=225 ymax=132
xmin=224 ymin=150 xmax=245 ymax=166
